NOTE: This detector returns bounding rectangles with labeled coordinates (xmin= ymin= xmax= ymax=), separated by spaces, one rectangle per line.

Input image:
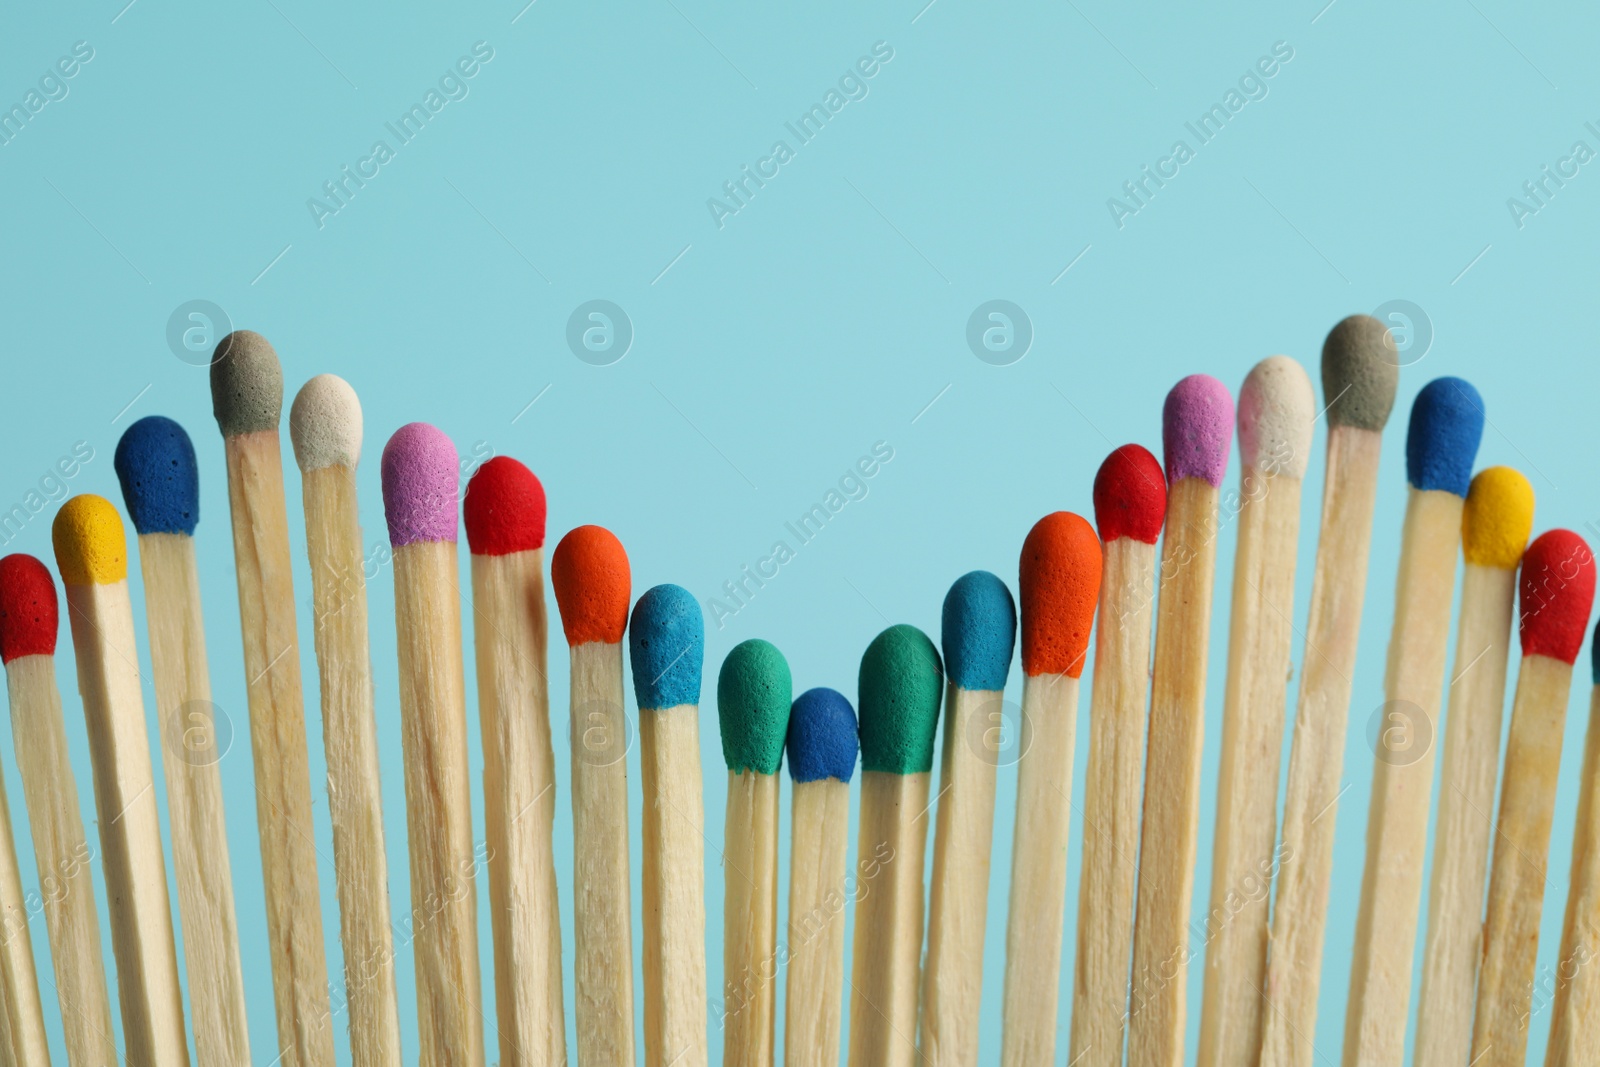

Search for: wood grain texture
xmin=784 ymin=777 xmax=850 ymax=1067
xmin=723 ymin=768 xmax=778 ymax=1067
xmin=0 ymin=748 xmax=49 ymax=1066
xmin=1545 ymin=685 xmax=1600 ymax=1066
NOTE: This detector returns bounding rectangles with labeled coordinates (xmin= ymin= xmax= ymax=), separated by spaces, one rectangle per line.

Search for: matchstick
xmin=1002 ymin=515 xmax=1103 ymax=1066
xmin=380 ymin=423 xmax=485 ymax=1066
xmin=783 ymin=687 xmax=857 ymax=1067
xmin=1414 ymin=467 xmax=1533 ymax=1067
xmin=717 ymin=638 xmax=791 ymax=1067
xmin=462 ymin=454 xmax=566 ymax=1067
xmin=0 ymin=554 xmax=117 ymax=1067
xmin=1127 ymin=374 xmax=1234 ymax=1067
xmin=0 ymin=742 xmax=48 ymax=1067
xmin=114 ymin=414 xmax=252 ymax=1063
xmin=551 ymin=524 xmax=635 ymax=1067
xmin=1471 ymin=530 xmax=1596 ymax=1066
xmin=289 ymin=375 xmax=404 ymax=1067
xmin=50 ymin=494 xmax=189 ymax=1066
xmin=630 ymin=583 xmax=707 ymax=1067
xmin=1070 ymin=444 xmax=1166 ymax=1067
xmin=1259 ymin=316 xmax=1399 ymax=1067
xmin=1197 ymin=356 xmax=1314 ymax=1067
xmin=849 ymin=624 xmax=942 ymax=1067
xmin=922 ymin=570 xmax=1015 ymax=1065
xmin=208 ymin=330 xmax=335 ymax=1066
xmin=1344 ymin=376 xmax=1485 ymax=1065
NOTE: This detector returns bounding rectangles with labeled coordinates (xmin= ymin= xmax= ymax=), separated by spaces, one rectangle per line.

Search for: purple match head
xmin=1162 ymin=374 xmax=1234 ymax=488
xmin=380 ymin=422 xmax=459 ymax=546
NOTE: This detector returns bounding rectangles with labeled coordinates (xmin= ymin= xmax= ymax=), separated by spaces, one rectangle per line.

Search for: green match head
xmin=858 ymin=624 xmax=943 ymax=775
xmin=717 ymin=639 xmax=792 ymax=774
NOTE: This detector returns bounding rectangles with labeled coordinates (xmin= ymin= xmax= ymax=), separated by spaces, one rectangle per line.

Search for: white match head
xmin=1237 ymin=355 xmax=1315 ymax=479
xmin=289 ymin=374 xmax=363 ymax=471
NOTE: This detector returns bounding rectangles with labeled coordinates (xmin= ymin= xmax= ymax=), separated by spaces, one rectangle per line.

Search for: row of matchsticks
xmin=0 ymin=317 xmax=1589 ymax=1067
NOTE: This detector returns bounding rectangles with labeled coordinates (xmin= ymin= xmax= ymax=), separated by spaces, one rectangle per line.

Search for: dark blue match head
xmin=786 ymin=687 xmax=859 ymax=783
xmin=1405 ymin=377 xmax=1484 ymax=497
xmin=113 ymin=416 xmax=199 ymax=536
xmin=628 ymin=583 xmax=703 ymax=710
xmin=941 ymin=570 xmax=1016 ymax=692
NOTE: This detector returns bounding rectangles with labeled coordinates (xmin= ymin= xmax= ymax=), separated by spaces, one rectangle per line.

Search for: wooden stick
xmin=1546 ymin=681 xmax=1600 ymax=1065
xmin=0 ymin=726 xmax=50 ymax=1066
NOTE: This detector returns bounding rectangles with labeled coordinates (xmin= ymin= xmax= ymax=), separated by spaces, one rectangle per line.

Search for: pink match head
xmin=1162 ymin=374 xmax=1235 ymax=488
xmin=380 ymin=422 xmax=459 ymax=546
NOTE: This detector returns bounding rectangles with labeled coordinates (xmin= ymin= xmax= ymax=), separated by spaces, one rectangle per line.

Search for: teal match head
xmin=629 ymin=584 xmax=703 ymax=711
xmin=786 ymin=687 xmax=859 ymax=784
xmin=1405 ymin=377 xmax=1484 ymax=496
xmin=717 ymin=639 xmax=792 ymax=774
xmin=858 ymin=624 xmax=943 ymax=775
xmin=941 ymin=570 xmax=1015 ymax=692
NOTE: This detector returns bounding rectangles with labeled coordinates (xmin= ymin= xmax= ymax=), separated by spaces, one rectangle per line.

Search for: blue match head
xmin=786 ymin=687 xmax=859 ymax=783
xmin=942 ymin=570 xmax=1016 ymax=692
xmin=113 ymin=416 xmax=199 ymax=536
xmin=628 ymin=583 xmax=703 ymax=710
xmin=1405 ymin=377 xmax=1484 ymax=497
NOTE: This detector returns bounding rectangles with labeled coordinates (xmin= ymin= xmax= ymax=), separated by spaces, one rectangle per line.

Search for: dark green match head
xmin=858 ymin=624 xmax=943 ymax=775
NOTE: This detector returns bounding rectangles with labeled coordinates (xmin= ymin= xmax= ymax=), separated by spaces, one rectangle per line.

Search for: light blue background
xmin=2 ymin=0 xmax=1597 ymax=1062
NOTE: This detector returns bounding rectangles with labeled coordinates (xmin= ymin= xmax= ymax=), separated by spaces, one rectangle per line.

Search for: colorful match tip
xmin=1321 ymin=315 xmax=1399 ymax=431
xmin=1020 ymin=512 xmax=1103 ymax=678
xmin=1162 ymin=374 xmax=1234 ymax=487
xmin=942 ymin=571 xmax=1016 ymax=692
xmin=629 ymin=584 xmax=703 ymax=710
xmin=1406 ymin=377 xmax=1484 ymax=496
xmin=1592 ymin=618 xmax=1600 ymax=685
xmin=1238 ymin=355 xmax=1315 ymax=479
xmin=1093 ymin=444 xmax=1167 ymax=544
xmin=786 ymin=687 xmax=859 ymax=784
xmin=113 ymin=415 xmax=199 ymax=536
xmin=858 ymin=624 xmax=943 ymax=775
xmin=210 ymin=330 xmax=284 ymax=436
xmin=551 ymin=525 xmax=631 ymax=646
xmin=380 ymin=423 xmax=458 ymax=546
xmin=51 ymin=495 xmax=127 ymax=586
xmin=289 ymin=374 xmax=363 ymax=472
xmin=463 ymin=457 xmax=547 ymax=557
xmin=1520 ymin=530 xmax=1596 ymax=665
xmin=1462 ymin=467 xmax=1535 ymax=570
xmin=0 ymin=555 xmax=58 ymax=663
xmin=717 ymin=638 xmax=792 ymax=775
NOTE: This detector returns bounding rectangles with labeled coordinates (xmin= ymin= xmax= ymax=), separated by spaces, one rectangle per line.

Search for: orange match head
xmin=551 ymin=525 xmax=631 ymax=646
xmin=1019 ymin=511 xmax=1103 ymax=677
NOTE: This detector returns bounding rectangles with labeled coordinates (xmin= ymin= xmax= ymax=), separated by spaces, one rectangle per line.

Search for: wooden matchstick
xmin=1414 ymin=467 xmax=1533 ymax=1067
xmin=114 ymin=414 xmax=252 ymax=1063
xmin=463 ymin=455 xmax=566 ymax=1067
xmin=380 ymin=423 xmax=485 ymax=1066
xmin=50 ymin=494 xmax=189 ymax=1066
xmin=1197 ymin=356 xmax=1314 ymax=1067
xmin=208 ymin=330 xmax=335 ymax=1066
xmin=1070 ymin=444 xmax=1166 ymax=1067
xmin=849 ymin=624 xmax=942 ymax=1067
xmin=289 ymin=375 xmax=404 ymax=1067
xmin=1259 ymin=316 xmax=1399 ymax=1067
xmin=1001 ymin=515 xmax=1103 ymax=1066
xmin=630 ymin=583 xmax=707 ymax=1067
xmin=1127 ymin=374 xmax=1234 ymax=1067
xmin=922 ymin=570 xmax=1015 ymax=1066
xmin=1471 ymin=530 xmax=1596 ymax=1066
xmin=1344 ymin=376 xmax=1485 ymax=1064
xmin=551 ymin=524 xmax=635 ymax=1067
xmin=0 ymin=745 xmax=48 ymax=1067
xmin=783 ymin=687 xmax=857 ymax=1067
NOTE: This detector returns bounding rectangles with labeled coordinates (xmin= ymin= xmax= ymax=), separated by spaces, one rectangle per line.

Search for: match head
xmin=786 ymin=687 xmax=859 ymax=784
xmin=1093 ymin=444 xmax=1166 ymax=545
xmin=380 ymin=423 xmax=458 ymax=546
xmin=1162 ymin=374 xmax=1234 ymax=488
xmin=717 ymin=638 xmax=792 ymax=775
xmin=1462 ymin=467 xmax=1535 ymax=570
xmin=51 ymin=495 xmax=127 ymax=586
xmin=1406 ymin=377 xmax=1484 ymax=496
xmin=289 ymin=374 xmax=363 ymax=472
xmin=858 ymin=624 xmax=943 ymax=775
xmin=1019 ymin=512 xmax=1103 ymax=678
xmin=113 ymin=416 xmax=199 ymax=536
xmin=1520 ymin=529 xmax=1596 ymax=665
xmin=1238 ymin=355 xmax=1315 ymax=479
xmin=629 ymin=584 xmax=703 ymax=711
xmin=210 ymin=330 xmax=284 ymax=436
xmin=0 ymin=555 xmax=58 ymax=663
xmin=941 ymin=571 xmax=1015 ymax=693
xmin=551 ymin=525 xmax=630 ymax=646
xmin=463 ymin=456 xmax=547 ymax=557
xmin=1321 ymin=315 xmax=1399 ymax=431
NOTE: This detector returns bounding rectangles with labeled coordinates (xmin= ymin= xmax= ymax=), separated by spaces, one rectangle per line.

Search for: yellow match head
xmin=1462 ymin=466 xmax=1535 ymax=570
xmin=51 ymin=494 xmax=128 ymax=586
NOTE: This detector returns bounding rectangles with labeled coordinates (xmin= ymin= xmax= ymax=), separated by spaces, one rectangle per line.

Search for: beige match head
xmin=1237 ymin=355 xmax=1315 ymax=479
xmin=51 ymin=495 xmax=128 ymax=586
xmin=210 ymin=330 xmax=284 ymax=437
xmin=1462 ymin=467 xmax=1534 ymax=570
xmin=290 ymin=374 xmax=363 ymax=471
xmin=1321 ymin=315 xmax=1399 ymax=431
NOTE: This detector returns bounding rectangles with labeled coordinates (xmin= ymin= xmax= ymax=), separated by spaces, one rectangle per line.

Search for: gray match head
xmin=1321 ymin=315 xmax=1399 ymax=431
xmin=210 ymin=330 xmax=284 ymax=436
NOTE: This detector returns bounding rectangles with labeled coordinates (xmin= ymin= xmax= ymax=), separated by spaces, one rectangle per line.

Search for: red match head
xmin=463 ymin=456 xmax=547 ymax=557
xmin=551 ymin=525 xmax=631 ymax=646
xmin=0 ymin=555 xmax=59 ymax=664
xmin=1093 ymin=444 xmax=1167 ymax=545
xmin=1019 ymin=512 xmax=1103 ymax=678
xmin=1520 ymin=529 xmax=1596 ymax=665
